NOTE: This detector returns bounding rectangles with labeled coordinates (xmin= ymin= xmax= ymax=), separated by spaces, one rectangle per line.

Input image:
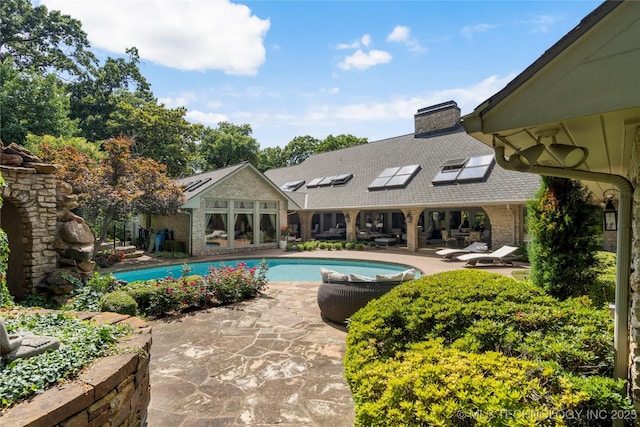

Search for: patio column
xmin=297 ymin=211 xmax=314 ymax=242
xmin=403 ymin=208 xmax=422 ymax=252
xmin=344 ymin=210 xmax=360 ymax=241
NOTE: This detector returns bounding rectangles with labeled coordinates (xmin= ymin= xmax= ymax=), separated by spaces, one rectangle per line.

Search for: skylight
xmin=280 ymin=180 xmax=305 ymax=192
xmin=432 ymin=155 xmax=495 ymax=185
xmin=184 ymin=178 xmax=212 ymax=192
xmin=306 ymin=178 xmax=323 ymax=188
xmin=306 ymin=174 xmax=353 ymax=188
xmin=368 ymin=164 xmax=421 ymax=190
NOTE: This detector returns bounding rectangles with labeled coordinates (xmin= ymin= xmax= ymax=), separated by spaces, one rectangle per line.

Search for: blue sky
xmin=42 ymin=0 xmax=602 ymax=148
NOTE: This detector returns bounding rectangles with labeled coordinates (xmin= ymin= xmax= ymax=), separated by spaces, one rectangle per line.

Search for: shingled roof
xmin=264 ymin=122 xmax=540 ymax=211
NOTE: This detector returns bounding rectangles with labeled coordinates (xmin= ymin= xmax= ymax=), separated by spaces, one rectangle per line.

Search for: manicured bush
xmin=63 ymin=273 xmax=120 ymax=312
xmin=333 ymin=242 xmax=343 ymax=250
xmin=348 ymin=339 xmax=631 ymax=427
xmin=318 ymin=242 xmax=327 ymax=249
xmin=345 ymin=270 xmax=626 ymax=425
xmin=100 ymin=290 xmax=138 ymax=315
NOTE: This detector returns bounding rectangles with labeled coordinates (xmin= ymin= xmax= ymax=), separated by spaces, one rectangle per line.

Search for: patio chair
xmin=457 ymin=245 xmax=520 ymax=267
xmin=440 ymin=230 xmax=457 ymax=247
xmin=464 ymin=231 xmax=481 ymax=245
xmin=435 ymin=241 xmax=488 ymax=260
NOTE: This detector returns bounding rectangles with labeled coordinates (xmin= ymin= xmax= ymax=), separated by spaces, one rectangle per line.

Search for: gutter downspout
xmin=495 ymin=142 xmax=632 ymax=381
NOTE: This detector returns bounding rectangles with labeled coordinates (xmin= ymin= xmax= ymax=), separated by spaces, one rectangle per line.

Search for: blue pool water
xmin=112 ymin=258 xmax=420 ymax=283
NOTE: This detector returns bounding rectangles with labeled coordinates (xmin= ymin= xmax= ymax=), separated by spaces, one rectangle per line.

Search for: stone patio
xmin=139 ymin=248 xmax=527 ymax=426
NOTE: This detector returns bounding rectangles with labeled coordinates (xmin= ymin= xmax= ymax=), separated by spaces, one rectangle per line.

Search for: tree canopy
xmin=199 ymin=122 xmax=260 ymax=171
xmin=0 ymin=0 xmax=96 ymax=77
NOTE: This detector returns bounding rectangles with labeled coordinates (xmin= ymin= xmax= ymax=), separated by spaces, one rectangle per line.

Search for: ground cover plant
xmin=345 ymin=270 xmax=632 ymax=426
xmin=0 ymin=312 xmax=130 ymax=410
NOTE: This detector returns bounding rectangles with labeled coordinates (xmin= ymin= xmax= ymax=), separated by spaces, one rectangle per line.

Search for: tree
xmin=0 ymin=0 xmax=96 ymax=77
xmin=0 ymin=61 xmax=79 ymax=144
xmin=256 ymin=146 xmax=286 ymax=171
xmin=282 ymin=135 xmax=319 ymax=166
xmin=39 ymin=137 xmax=185 ymax=252
xmin=69 ymin=48 xmax=154 ymax=141
xmin=24 ymin=134 xmax=103 ymax=163
xmin=316 ymin=134 xmax=368 ymax=153
xmin=527 ymin=176 xmax=599 ymax=299
xmin=106 ymin=99 xmax=201 ymax=177
xmin=199 ymin=122 xmax=259 ymax=170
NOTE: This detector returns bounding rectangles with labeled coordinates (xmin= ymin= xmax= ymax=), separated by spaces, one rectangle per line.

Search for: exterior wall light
xmin=603 ymin=189 xmax=618 ymax=231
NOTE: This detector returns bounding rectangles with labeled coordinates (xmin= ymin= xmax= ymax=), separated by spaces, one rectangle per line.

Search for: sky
xmin=40 ymin=0 xmax=603 ymax=149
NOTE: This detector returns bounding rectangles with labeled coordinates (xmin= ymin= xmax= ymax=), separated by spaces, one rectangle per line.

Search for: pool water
xmin=112 ymin=258 xmax=421 ymax=283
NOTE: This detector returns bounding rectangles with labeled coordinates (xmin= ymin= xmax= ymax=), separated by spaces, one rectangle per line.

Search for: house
xmin=144 ymin=162 xmax=293 ymax=256
xmin=264 ymin=101 xmax=541 ymax=251
xmin=460 ymin=0 xmax=640 ymax=408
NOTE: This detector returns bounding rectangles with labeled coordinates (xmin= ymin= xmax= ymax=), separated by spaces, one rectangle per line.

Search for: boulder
xmin=58 ymin=220 xmax=93 ymax=244
xmin=25 ymin=162 xmax=59 ymax=174
xmin=3 ymin=142 xmax=41 ymax=162
xmin=0 ymin=153 xmax=23 ymax=166
xmin=60 ymin=244 xmax=94 ymax=262
xmin=42 ymin=269 xmax=82 ymax=295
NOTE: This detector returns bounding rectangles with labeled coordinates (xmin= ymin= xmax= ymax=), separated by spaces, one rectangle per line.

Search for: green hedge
xmin=100 ymin=290 xmax=138 ymax=315
xmin=345 ymin=270 xmax=630 ymax=425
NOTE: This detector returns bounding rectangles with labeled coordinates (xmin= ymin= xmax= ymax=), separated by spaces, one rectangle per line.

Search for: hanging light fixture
xmin=603 ymin=189 xmax=618 ymax=231
xmin=509 ymin=144 xmax=545 ymax=172
xmin=537 ymin=128 xmax=589 ymax=169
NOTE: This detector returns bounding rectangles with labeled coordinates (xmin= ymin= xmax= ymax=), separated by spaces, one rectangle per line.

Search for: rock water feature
xmin=0 ymin=141 xmax=96 ymax=297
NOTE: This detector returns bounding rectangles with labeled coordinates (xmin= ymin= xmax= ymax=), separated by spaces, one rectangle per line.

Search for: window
xmin=307 ymin=174 xmax=353 ymax=188
xmin=368 ymin=165 xmax=421 ymax=190
xmin=432 ymin=155 xmax=495 ymax=185
xmin=234 ymin=201 xmax=254 ymax=209
xmin=306 ymin=177 xmax=323 ymax=188
xmin=280 ymin=180 xmax=305 ymax=191
xmin=204 ymin=199 xmax=228 ymax=209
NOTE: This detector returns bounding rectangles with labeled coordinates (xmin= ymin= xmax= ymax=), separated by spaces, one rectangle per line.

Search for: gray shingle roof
xmin=264 ymin=125 xmax=540 ymax=210
xmin=178 ymin=162 xmax=248 ymax=201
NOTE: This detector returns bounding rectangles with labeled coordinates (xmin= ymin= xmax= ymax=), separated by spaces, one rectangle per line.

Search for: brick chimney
xmin=414 ymin=100 xmax=461 ymax=136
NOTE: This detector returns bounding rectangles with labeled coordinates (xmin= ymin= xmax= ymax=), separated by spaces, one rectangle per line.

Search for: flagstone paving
xmin=143 ymin=248 xmax=527 ymax=426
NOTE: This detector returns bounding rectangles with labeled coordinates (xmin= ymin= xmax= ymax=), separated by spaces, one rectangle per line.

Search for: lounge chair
xmin=457 ymin=245 xmax=520 ymax=267
xmin=435 ymin=241 xmax=488 ymax=260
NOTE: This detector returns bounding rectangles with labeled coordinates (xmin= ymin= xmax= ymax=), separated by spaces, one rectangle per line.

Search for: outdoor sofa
xmin=317 ymin=267 xmax=416 ymax=324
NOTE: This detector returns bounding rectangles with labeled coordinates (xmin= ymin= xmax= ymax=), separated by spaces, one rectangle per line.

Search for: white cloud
xmin=186 ymin=110 xmax=228 ymax=124
xmin=42 ymin=0 xmax=270 ymax=75
xmin=525 ymin=14 xmax=557 ymax=33
xmin=460 ymin=23 xmax=495 ymax=39
xmin=386 ymin=25 xmax=425 ymax=53
xmin=159 ymin=92 xmax=199 ymax=109
xmin=387 ymin=26 xmax=410 ymax=42
xmin=337 ymin=34 xmax=372 ymax=50
xmin=339 ymin=49 xmax=392 ymax=70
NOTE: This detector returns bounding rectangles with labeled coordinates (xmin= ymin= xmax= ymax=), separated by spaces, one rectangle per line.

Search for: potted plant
xmin=279 ymin=225 xmax=290 ymax=249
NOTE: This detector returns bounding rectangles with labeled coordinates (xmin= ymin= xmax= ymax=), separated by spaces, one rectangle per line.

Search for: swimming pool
xmin=112 ymin=258 xmax=421 ymax=283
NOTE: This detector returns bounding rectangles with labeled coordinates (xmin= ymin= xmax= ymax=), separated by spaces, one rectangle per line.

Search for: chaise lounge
xmin=317 ymin=268 xmax=416 ymax=324
xmin=456 ymin=245 xmax=520 ymax=267
xmin=435 ymin=241 xmax=488 ymax=260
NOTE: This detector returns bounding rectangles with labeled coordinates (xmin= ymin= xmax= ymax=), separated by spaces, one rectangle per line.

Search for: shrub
xmin=162 ymin=240 xmax=186 ymax=253
xmin=346 ymin=270 xmax=613 ymax=376
xmin=100 ymin=290 xmax=138 ymax=315
xmin=344 ymin=270 xmax=628 ymax=425
xmin=318 ymin=242 xmax=327 ymax=250
xmin=348 ymin=339 xmax=631 ymax=427
xmin=126 ymin=281 xmax=183 ymax=317
xmin=63 ymin=273 xmax=120 ymax=312
xmin=200 ymin=262 xmax=268 ymax=304
xmin=93 ymin=250 xmax=125 ymax=268
xmin=333 ymin=242 xmax=343 ymax=250
xmin=345 ymin=242 xmax=354 ymax=250
xmin=296 ymin=243 xmax=304 ymax=252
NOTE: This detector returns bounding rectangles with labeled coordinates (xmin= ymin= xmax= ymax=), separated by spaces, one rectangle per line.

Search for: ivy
xmin=0 ymin=312 xmax=130 ymax=410
xmin=0 ymin=172 xmax=12 ymax=308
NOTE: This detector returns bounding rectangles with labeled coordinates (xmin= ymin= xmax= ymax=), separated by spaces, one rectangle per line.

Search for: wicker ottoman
xmin=317 ymin=280 xmax=401 ymax=324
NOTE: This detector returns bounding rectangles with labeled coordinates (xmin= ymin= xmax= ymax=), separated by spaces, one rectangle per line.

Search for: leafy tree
xmin=0 ymin=0 xmax=96 ymax=77
xmin=24 ymin=134 xmax=103 ymax=163
xmin=527 ymin=176 xmax=599 ymax=299
xmin=106 ymin=99 xmax=201 ymax=177
xmin=0 ymin=61 xmax=79 ymax=144
xmin=316 ymin=134 xmax=368 ymax=153
xmin=282 ymin=135 xmax=319 ymax=166
xmin=256 ymin=146 xmax=286 ymax=171
xmin=69 ymin=48 xmax=154 ymax=141
xmin=39 ymin=137 xmax=184 ymax=252
xmin=199 ymin=122 xmax=259 ymax=170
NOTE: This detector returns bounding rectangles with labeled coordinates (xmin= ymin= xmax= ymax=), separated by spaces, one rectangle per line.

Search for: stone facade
xmin=629 ymin=126 xmax=640 ymax=413
xmin=0 ymin=311 xmax=152 ymax=427
xmin=1 ymin=166 xmax=58 ymax=297
xmin=482 ymin=205 xmax=527 ymax=249
xmin=414 ymin=101 xmax=461 ymax=136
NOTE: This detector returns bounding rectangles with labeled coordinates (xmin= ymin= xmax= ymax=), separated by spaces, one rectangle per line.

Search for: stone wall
xmin=414 ymin=101 xmax=461 ymax=136
xmin=481 ymin=204 xmax=526 ymax=249
xmin=1 ymin=166 xmax=58 ymax=297
xmin=628 ymin=126 xmax=640 ymax=413
xmin=0 ymin=311 xmax=152 ymax=427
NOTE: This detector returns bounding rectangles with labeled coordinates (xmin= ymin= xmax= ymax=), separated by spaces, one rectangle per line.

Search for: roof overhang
xmin=462 ymin=0 xmax=640 ymax=196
